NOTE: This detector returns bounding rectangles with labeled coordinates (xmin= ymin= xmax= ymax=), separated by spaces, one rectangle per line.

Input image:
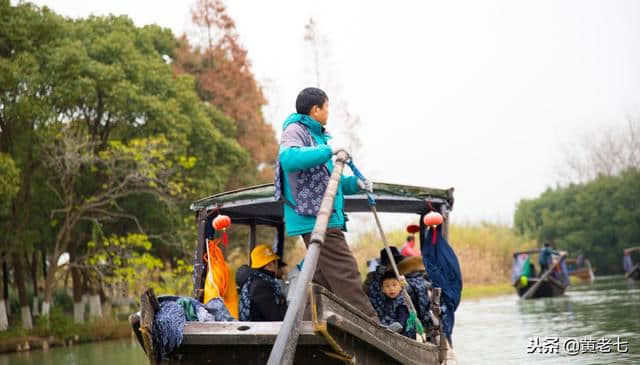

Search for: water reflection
xmin=0 ymin=336 xmax=146 ymax=365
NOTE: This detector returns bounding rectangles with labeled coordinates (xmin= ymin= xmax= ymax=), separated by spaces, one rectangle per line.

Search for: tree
xmin=514 ymin=168 xmax=640 ymax=273
xmin=0 ymin=2 xmax=69 ymax=329
xmin=0 ymin=153 xmax=19 ymax=216
xmin=302 ymin=17 xmax=363 ymax=158
xmin=0 ymin=253 xmax=7 ymax=330
xmin=39 ymin=128 xmax=190 ymax=316
xmin=304 ymin=18 xmax=325 ymax=88
xmin=560 ymin=118 xmax=640 ymax=183
xmin=176 ymin=0 xmax=278 ymax=185
xmin=0 ymin=153 xmax=19 ymax=328
xmin=1 ymin=4 xmax=250 ymax=322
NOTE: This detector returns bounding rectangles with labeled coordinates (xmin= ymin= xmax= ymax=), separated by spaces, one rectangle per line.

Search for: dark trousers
xmin=302 ymin=228 xmax=379 ymax=322
xmin=540 ymin=263 xmax=549 ymax=273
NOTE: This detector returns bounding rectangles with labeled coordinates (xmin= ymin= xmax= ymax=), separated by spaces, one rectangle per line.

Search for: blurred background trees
xmin=515 ymin=120 xmax=640 ymax=274
xmin=0 ymin=0 xmax=259 ymax=330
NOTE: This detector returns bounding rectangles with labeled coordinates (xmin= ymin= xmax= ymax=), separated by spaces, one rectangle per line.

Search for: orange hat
xmin=250 ymin=244 xmax=280 ymax=269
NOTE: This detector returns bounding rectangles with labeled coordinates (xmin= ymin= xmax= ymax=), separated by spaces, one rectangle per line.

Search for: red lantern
xmin=212 ymin=214 xmax=232 ymax=247
xmin=423 ymin=212 xmax=443 ymax=244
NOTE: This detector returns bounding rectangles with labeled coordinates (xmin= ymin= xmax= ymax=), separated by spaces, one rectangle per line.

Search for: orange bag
xmin=203 ymin=239 xmax=238 ymax=319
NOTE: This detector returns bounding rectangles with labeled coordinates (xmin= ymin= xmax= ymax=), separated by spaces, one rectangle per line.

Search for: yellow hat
xmin=250 ymin=244 xmax=279 ymax=269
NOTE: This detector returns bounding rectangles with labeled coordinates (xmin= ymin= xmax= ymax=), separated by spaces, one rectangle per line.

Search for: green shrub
xmin=52 ymin=288 xmax=73 ymax=314
xmin=33 ymin=307 xmax=75 ymax=339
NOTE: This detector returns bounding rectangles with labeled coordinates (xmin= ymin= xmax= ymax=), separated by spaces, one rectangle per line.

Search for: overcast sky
xmin=29 ymin=0 xmax=640 ymax=226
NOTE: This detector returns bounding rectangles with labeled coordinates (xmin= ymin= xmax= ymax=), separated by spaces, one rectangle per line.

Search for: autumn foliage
xmin=174 ymin=0 xmax=278 ymax=185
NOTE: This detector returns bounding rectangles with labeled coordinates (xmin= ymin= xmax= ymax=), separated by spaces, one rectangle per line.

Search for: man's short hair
xmin=296 ymin=87 xmax=328 ymax=115
xmin=407 ymin=235 xmax=415 ymax=242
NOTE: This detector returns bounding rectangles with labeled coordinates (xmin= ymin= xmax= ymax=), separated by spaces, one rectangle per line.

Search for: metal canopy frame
xmin=190 ymin=182 xmax=454 ymax=220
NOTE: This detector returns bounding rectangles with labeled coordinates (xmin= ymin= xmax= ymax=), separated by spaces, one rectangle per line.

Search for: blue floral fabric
xmin=379 ymin=293 xmax=415 ymax=339
xmin=239 ymin=270 xmax=283 ymax=321
xmin=366 ymin=268 xmax=431 ymax=336
xmin=151 ymin=295 xmax=235 ymax=361
xmin=405 ymin=272 xmax=431 ymax=326
xmin=152 ymin=300 xmax=185 ymax=361
xmin=366 ymin=268 xmax=386 ymax=320
xmin=277 ymin=113 xmax=360 ymax=236
xmin=275 ymin=122 xmax=329 ymax=216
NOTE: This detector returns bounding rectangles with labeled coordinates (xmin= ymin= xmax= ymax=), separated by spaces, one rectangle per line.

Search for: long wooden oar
xmin=586 ymin=259 xmax=595 ymax=282
xmin=625 ymin=263 xmax=640 ymax=279
xmin=520 ymin=252 xmax=567 ymax=300
xmin=267 ymin=151 xmax=349 ymax=365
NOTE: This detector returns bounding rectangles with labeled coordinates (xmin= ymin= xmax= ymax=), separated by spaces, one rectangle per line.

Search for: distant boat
xmin=566 ymin=257 xmax=595 ymax=282
xmin=512 ymin=251 xmax=570 ymax=299
xmin=623 ymin=246 xmax=640 ymax=281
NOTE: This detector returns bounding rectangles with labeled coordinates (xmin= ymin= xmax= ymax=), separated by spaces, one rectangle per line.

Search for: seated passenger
xmin=236 ymin=264 xmax=251 ymax=294
xmin=366 ymin=247 xmax=409 ymax=323
xmin=398 ymin=254 xmax=427 ymax=278
xmin=398 ymin=255 xmax=431 ymax=332
xmin=401 ymin=235 xmax=420 ymax=257
xmin=363 ymin=246 xmax=405 ymax=296
xmin=379 ymin=270 xmax=414 ymax=338
xmin=238 ymin=244 xmax=288 ymax=321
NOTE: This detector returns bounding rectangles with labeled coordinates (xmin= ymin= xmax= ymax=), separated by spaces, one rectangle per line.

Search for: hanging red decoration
xmin=423 ymin=212 xmax=443 ymax=244
xmin=212 ymin=214 xmax=232 ymax=247
xmin=406 ymin=224 xmax=420 ymax=234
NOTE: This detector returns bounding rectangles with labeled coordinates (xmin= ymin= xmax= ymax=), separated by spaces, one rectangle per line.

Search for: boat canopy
xmin=190 ymin=182 xmax=454 ymax=222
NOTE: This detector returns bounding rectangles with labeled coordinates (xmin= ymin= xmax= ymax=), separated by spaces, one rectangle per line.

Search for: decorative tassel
xmin=431 ymin=226 xmax=437 ymax=244
xmin=222 ymin=230 xmax=228 ymax=247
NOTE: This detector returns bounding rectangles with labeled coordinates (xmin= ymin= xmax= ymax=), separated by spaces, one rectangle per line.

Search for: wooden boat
xmin=130 ymin=180 xmax=457 ymax=364
xmin=512 ymin=251 xmax=569 ymax=299
xmin=566 ymin=258 xmax=595 ymax=282
xmin=131 ymin=285 xmax=445 ymax=365
xmin=515 ymin=276 xmax=567 ymax=298
xmin=624 ymin=246 xmax=640 ymax=281
xmin=627 ymin=265 xmax=640 ymax=280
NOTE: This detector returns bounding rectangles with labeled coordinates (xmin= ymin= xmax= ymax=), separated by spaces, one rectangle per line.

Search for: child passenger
xmin=380 ymin=270 xmax=415 ymax=339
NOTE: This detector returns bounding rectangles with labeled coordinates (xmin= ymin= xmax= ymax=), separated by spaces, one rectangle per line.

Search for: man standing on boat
xmin=275 ymin=87 xmax=379 ymax=320
xmin=538 ymin=242 xmax=558 ymax=272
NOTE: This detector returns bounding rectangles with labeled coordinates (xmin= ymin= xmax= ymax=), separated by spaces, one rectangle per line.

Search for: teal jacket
xmin=279 ymin=113 xmax=361 ymax=236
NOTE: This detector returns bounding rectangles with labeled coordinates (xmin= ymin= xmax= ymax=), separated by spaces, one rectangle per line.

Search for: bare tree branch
xmin=559 ymin=118 xmax=640 ymax=183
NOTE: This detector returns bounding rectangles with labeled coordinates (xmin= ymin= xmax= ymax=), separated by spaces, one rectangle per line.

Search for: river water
xmin=1 ymin=275 xmax=638 ymax=364
xmin=455 ymin=275 xmax=640 ymax=364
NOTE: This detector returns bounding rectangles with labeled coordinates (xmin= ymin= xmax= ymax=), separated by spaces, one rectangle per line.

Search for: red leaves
xmin=175 ymin=1 xmax=278 ymax=185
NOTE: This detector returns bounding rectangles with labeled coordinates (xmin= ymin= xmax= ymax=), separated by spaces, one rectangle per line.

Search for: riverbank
xmin=0 ymin=317 xmax=131 ymax=354
xmin=461 ymin=282 xmax=514 ymax=300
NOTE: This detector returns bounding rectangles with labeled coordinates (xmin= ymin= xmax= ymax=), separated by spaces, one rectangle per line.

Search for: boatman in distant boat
xmin=274 ymin=87 xmax=379 ymax=321
xmin=538 ymin=242 xmax=558 ymax=272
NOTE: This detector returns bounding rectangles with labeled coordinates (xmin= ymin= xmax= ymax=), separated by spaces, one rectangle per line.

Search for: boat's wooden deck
xmin=132 ymin=285 xmax=447 ymax=365
xmin=181 ymin=321 xmax=326 ymax=345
